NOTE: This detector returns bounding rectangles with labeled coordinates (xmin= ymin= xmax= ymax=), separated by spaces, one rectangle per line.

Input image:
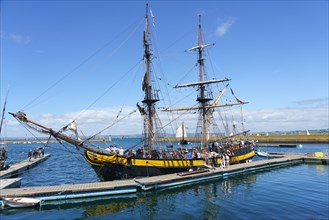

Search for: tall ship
xmin=10 ymin=4 xmax=254 ymax=181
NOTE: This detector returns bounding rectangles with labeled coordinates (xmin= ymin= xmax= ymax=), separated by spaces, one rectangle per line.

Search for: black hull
xmin=91 ymin=163 xmax=190 ymax=181
xmin=180 ymin=140 xmax=188 ymax=145
xmin=84 ymin=145 xmax=255 ymax=181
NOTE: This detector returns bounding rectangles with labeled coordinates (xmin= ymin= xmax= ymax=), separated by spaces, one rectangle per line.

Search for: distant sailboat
xmin=306 ymin=130 xmax=310 ymax=135
xmin=176 ymin=122 xmax=188 ymax=145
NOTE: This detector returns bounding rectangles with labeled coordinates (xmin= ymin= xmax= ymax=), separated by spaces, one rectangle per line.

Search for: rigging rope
xmin=21 ymin=17 xmax=144 ymax=112
xmin=161 ymin=103 xmax=199 ymax=129
xmin=79 ymin=109 xmax=137 ymax=145
xmin=71 ymin=59 xmax=143 ymax=122
xmin=12 ymin=116 xmax=92 ymax=173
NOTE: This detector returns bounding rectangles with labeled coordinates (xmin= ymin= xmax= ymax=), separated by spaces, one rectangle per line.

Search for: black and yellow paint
xmin=83 ymin=146 xmax=255 ymax=181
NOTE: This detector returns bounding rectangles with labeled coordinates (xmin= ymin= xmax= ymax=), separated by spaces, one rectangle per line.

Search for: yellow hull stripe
xmin=85 ymin=150 xmax=255 ymax=168
xmin=230 ymin=151 xmax=255 ymax=163
xmin=85 ymin=151 xmax=204 ymax=168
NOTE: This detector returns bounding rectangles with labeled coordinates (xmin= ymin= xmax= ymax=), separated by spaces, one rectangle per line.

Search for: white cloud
xmin=293 ymin=98 xmax=328 ymax=107
xmin=4 ymin=107 xmax=142 ymax=138
xmin=4 ymin=103 xmax=328 ymax=138
xmin=9 ymin=33 xmax=31 ymax=44
xmin=243 ymin=106 xmax=329 ymax=132
xmin=1 ymin=31 xmax=31 ymax=44
xmin=216 ymin=17 xmax=235 ymax=37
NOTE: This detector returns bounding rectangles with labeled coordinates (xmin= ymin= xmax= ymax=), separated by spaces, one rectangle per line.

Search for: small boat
xmin=278 ymin=144 xmax=297 ymax=148
xmin=2 ymin=197 xmax=41 ymax=208
xmin=177 ymin=169 xmax=209 ymax=176
xmin=256 ymin=151 xmax=269 ymax=157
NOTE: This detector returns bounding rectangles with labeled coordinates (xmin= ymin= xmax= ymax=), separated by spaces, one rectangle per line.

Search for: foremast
xmin=139 ymin=3 xmax=159 ymax=156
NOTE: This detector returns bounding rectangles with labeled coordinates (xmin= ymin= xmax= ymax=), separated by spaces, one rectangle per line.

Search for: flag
xmin=230 ymin=88 xmax=245 ymax=104
xmin=150 ymin=10 xmax=155 ymax=27
xmin=235 ymin=97 xmax=244 ymax=104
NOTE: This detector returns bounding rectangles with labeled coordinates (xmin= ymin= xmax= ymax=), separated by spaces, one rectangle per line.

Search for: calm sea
xmin=1 ymin=140 xmax=328 ymax=220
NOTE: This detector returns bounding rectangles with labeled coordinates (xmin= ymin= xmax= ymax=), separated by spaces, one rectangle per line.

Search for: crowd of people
xmin=110 ymin=139 xmax=254 ymax=170
xmin=28 ymin=147 xmax=45 ymax=162
xmin=0 ymin=146 xmax=8 ymax=161
xmin=124 ymin=142 xmax=234 ymax=169
xmin=0 ymin=146 xmax=8 ymax=170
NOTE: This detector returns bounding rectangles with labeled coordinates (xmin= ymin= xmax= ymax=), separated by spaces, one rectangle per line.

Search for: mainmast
xmin=197 ymin=15 xmax=211 ymax=151
xmin=140 ymin=3 xmax=159 ymax=155
xmin=164 ymin=15 xmax=231 ymax=152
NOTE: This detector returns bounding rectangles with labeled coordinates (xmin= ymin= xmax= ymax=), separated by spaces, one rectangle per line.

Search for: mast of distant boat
xmin=182 ymin=122 xmax=185 ymax=141
xmin=0 ymin=93 xmax=8 ymax=137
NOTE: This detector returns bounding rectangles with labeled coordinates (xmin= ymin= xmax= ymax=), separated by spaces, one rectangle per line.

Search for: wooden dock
xmin=0 ymin=154 xmax=51 ymax=179
xmin=0 ymin=153 xmax=327 ymax=206
xmin=0 ymin=178 xmax=22 ymax=189
xmin=0 ymin=180 xmax=136 ymax=203
xmin=134 ymin=154 xmax=304 ymax=191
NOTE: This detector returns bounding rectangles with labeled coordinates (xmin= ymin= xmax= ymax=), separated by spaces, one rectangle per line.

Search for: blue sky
xmin=1 ymin=1 xmax=328 ymax=137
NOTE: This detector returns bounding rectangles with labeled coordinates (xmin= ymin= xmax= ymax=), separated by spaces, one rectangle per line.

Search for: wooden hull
xmin=83 ymin=146 xmax=255 ymax=181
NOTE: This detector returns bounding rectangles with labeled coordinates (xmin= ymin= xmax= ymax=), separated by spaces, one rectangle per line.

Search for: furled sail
xmin=61 ymin=120 xmax=81 ymax=140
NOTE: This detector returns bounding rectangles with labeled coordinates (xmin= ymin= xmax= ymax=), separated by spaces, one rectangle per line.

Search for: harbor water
xmin=1 ymin=140 xmax=328 ymax=219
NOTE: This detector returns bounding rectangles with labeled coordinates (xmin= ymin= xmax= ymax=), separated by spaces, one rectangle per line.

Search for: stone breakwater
xmin=155 ymin=134 xmax=329 ymax=144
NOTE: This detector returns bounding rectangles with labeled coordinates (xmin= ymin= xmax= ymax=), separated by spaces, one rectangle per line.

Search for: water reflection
xmin=221 ymin=179 xmax=232 ymax=195
xmin=2 ymin=167 xmax=327 ymax=220
xmin=83 ymin=198 xmax=141 ymax=218
xmin=315 ymin=164 xmax=329 ymax=177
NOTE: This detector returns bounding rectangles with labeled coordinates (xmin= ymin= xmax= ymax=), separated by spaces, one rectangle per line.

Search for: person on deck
xmin=192 ymin=151 xmax=198 ymax=159
xmin=221 ymin=154 xmax=226 ymax=168
xmin=136 ymin=147 xmax=142 ymax=158
xmin=225 ymin=153 xmax=230 ymax=166
xmin=28 ymin=150 xmax=32 ymax=162
xmin=33 ymin=149 xmax=39 ymax=159
xmin=127 ymin=149 xmax=135 ymax=157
